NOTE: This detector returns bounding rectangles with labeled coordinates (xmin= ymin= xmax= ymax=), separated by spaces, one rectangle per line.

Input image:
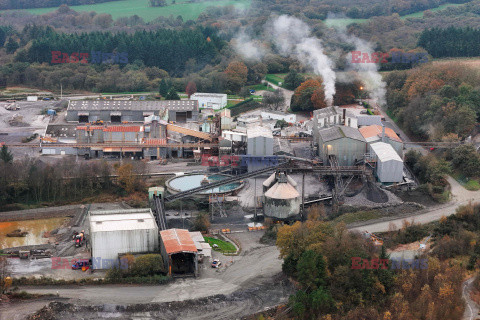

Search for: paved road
xmin=351 ymin=176 xmax=480 ymax=233
xmin=18 ymin=233 xmax=283 ymax=305
xmin=463 ymin=276 xmax=479 ymax=320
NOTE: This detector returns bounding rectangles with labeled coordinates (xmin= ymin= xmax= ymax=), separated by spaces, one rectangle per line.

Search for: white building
xmin=261 ymin=110 xmax=296 ymax=123
xmin=191 ymin=93 xmax=227 ymax=110
xmin=247 ymin=126 xmax=273 ymax=156
xmin=369 ymin=142 xmax=403 ymax=183
xmin=89 ymin=208 xmax=159 ymax=268
xmin=222 ymin=130 xmax=247 ymax=143
xmin=312 ymin=106 xmax=357 ymax=129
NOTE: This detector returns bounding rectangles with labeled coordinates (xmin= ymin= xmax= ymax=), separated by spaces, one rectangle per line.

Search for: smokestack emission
xmin=268 ymin=15 xmax=336 ymax=107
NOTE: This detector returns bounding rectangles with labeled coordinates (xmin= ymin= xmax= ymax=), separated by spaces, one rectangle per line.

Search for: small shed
xmin=160 ymin=229 xmax=198 ymax=277
xmin=370 ymin=142 xmax=403 ymax=183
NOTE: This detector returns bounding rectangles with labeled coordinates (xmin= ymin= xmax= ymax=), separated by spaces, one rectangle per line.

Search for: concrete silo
xmin=263 ymin=172 xmax=301 ymax=220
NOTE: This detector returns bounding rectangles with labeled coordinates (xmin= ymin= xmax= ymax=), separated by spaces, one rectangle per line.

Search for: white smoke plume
xmin=268 ymin=15 xmax=336 ymax=107
xmin=232 ymin=30 xmax=268 ymax=61
xmin=330 ymin=21 xmax=387 ymax=106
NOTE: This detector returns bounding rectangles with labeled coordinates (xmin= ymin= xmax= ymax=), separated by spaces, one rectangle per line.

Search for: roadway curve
xmin=463 ymin=276 xmax=479 ymax=320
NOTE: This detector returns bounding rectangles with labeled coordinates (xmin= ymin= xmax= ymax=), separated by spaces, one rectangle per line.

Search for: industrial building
xmin=357 ymin=115 xmax=383 ymax=127
xmin=66 ymin=100 xmax=198 ymax=123
xmin=263 ymin=172 xmax=301 ymax=220
xmin=89 ymin=208 xmax=159 ymax=269
xmin=359 ymin=125 xmax=403 ymax=157
xmin=316 ymin=125 xmax=367 ymax=166
xmin=190 ymin=93 xmax=227 ymax=110
xmin=160 ymin=229 xmax=198 ymax=277
xmin=261 ymin=110 xmax=296 ymax=123
xmin=247 ymin=126 xmax=273 ymax=156
xmin=369 ymin=142 xmax=404 ymax=183
xmin=312 ymin=106 xmax=357 ymax=131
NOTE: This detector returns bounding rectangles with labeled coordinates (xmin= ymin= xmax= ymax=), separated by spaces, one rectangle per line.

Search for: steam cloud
xmin=330 ymin=21 xmax=387 ymax=106
xmin=232 ymin=30 xmax=267 ymax=61
xmin=268 ymin=15 xmax=336 ymax=107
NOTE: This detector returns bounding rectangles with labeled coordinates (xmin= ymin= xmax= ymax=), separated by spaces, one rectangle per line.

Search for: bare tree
xmin=263 ymin=89 xmax=285 ymax=111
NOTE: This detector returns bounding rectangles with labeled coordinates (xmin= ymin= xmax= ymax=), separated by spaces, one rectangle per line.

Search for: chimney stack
xmin=382 ymin=124 xmax=386 ymax=142
xmin=343 ymin=109 xmax=346 ymax=126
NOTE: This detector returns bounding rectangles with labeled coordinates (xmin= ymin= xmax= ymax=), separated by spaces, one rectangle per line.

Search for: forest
xmin=418 ymin=27 xmax=480 ymax=57
xmin=0 ymin=0 xmax=122 ymax=10
xmin=269 ymin=201 xmax=475 ymax=320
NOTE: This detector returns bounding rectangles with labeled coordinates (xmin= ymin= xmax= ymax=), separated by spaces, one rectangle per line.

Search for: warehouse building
xmin=369 ymin=142 xmax=404 ymax=183
xmin=89 ymin=208 xmax=159 ymax=269
xmin=160 ymin=229 xmax=198 ymax=277
xmin=359 ymin=125 xmax=403 ymax=157
xmin=316 ymin=125 xmax=367 ymax=166
xmin=191 ymin=93 xmax=227 ymax=110
xmin=66 ymin=100 xmax=198 ymax=123
xmin=247 ymin=126 xmax=273 ymax=156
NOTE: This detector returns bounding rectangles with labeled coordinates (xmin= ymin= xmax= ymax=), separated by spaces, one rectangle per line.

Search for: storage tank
xmin=263 ymin=172 xmax=301 ymax=220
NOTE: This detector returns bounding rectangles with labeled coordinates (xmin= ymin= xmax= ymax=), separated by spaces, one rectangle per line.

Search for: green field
xmin=11 ymin=0 xmax=251 ymax=22
xmin=204 ymin=236 xmax=237 ymax=253
xmin=325 ymin=2 xmax=463 ymax=27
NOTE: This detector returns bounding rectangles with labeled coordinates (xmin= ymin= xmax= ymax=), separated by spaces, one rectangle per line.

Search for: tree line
xmin=0 ymin=0 xmax=122 ymax=10
xmin=418 ymin=27 xmax=480 ymax=58
xmin=12 ymin=25 xmax=222 ymax=77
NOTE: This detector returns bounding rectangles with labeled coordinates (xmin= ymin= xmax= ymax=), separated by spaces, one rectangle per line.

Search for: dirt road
xmin=265 ymin=81 xmax=294 ymax=112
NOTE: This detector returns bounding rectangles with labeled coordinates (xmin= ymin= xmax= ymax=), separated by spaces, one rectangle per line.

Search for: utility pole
xmin=301 ymin=173 xmax=305 ymax=220
xmin=60 ymin=83 xmax=63 ymax=100
xmin=254 ymin=177 xmax=257 ymax=221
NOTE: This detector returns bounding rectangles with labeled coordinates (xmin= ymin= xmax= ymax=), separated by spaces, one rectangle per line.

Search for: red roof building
xmin=160 ymin=229 xmax=198 ymax=277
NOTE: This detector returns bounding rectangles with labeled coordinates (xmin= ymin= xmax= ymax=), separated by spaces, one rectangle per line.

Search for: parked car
xmin=211 ymin=259 xmax=222 ymax=268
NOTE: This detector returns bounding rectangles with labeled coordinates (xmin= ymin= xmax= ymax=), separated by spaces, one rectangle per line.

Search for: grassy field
xmin=14 ymin=0 xmax=251 ymax=22
xmin=452 ymin=172 xmax=480 ymax=191
xmin=333 ymin=210 xmax=382 ymax=225
xmin=204 ymin=236 xmax=236 ymax=253
xmin=325 ymin=2 xmax=463 ymax=27
xmin=265 ymin=74 xmax=285 ymax=86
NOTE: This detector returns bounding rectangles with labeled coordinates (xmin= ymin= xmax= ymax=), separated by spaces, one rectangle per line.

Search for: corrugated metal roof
xmin=76 ymin=126 xmax=103 ymax=131
xmin=247 ymin=126 xmax=273 ymax=139
xmin=90 ymin=211 xmax=157 ymax=233
xmin=160 ymin=229 xmax=197 ymax=255
xmin=359 ymin=125 xmax=401 ymax=142
xmin=313 ymin=106 xmax=355 ymax=118
xmin=103 ymin=126 xmax=142 ymax=132
xmin=370 ymin=142 xmax=402 ymax=162
xmin=68 ymin=100 xmax=198 ymax=111
xmin=318 ymin=125 xmax=365 ymax=142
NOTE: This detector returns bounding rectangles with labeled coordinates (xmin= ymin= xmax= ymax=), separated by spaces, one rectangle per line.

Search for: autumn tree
xmin=117 ymin=163 xmax=136 ymax=194
xmin=291 ymin=79 xmax=327 ymax=111
xmin=185 ymin=81 xmax=197 ymax=98
xmin=225 ymin=61 xmax=248 ymax=93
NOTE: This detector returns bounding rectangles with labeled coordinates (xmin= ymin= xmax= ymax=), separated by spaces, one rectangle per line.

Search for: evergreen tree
xmin=159 ymin=79 xmax=170 ymax=97
xmin=5 ymin=38 xmax=19 ymax=54
xmin=165 ymin=88 xmax=180 ymax=100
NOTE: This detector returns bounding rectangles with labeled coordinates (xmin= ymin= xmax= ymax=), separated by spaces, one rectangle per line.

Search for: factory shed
xmin=317 ymin=125 xmax=367 ymax=166
xmin=160 ymin=229 xmax=198 ymax=277
xmin=359 ymin=125 xmax=403 ymax=157
xmin=247 ymin=126 xmax=273 ymax=156
xmin=369 ymin=142 xmax=403 ymax=183
xmin=89 ymin=209 xmax=159 ymax=269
